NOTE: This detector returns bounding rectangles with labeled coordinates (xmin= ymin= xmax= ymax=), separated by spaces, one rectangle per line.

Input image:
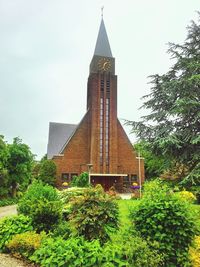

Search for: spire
xmin=94 ymin=18 xmax=113 ymax=57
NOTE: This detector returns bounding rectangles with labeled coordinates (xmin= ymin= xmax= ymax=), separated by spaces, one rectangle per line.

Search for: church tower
xmin=47 ymin=18 xmax=145 ymax=191
xmin=87 ymin=19 xmax=117 ymax=174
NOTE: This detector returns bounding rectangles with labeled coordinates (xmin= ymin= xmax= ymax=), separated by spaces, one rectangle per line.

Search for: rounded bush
xmin=69 ymin=185 xmax=119 ymax=243
xmin=130 ymin=180 xmax=197 ymax=266
xmin=18 ymin=181 xmax=63 ymax=232
xmin=6 ymin=231 xmax=46 ymax=258
xmin=58 ymin=187 xmax=87 ymax=204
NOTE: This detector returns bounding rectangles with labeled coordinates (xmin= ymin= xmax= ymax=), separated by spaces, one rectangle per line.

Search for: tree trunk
xmin=11 ymin=182 xmax=17 ymax=197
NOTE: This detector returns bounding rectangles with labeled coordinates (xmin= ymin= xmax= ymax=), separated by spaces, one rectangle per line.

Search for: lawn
xmin=117 ymin=199 xmax=139 ymax=230
xmin=117 ymin=199 xmax=200 ymax=232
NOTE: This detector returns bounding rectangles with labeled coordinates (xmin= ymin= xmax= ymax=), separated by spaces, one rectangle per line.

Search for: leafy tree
xmin=40 ymin=154 xmax=47 ymax=162
xmin=38 ymin=159 xmax=56 ymax=186
xmin=128 ymin=14 xmax=200 ymax=185
xmin=134 ymin=141 xmax=170 ymax=179
xmin=0 ymin=136 xmax=9 ymax=197
xmin=32 ymin=161 xmax=41 ymax=180
xmin=32 ymin=155 xmax=48 ymax=181
xmin=7 ymin=137 xmax=34 ymax=197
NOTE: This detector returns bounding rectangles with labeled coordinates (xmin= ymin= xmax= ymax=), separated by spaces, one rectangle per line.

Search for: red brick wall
xmin=53 ymin=112 xmax=90 ymax=186
xmin=53 ymin=71 xmax=145 ymax=187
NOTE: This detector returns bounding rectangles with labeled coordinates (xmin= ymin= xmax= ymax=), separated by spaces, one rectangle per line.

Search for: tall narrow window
xmin=105 ymin=98 xmax=109 ymax=165
xmin=106 ymin=80 xmax=110 ymax=97
xmin=105 ymin=80 xmax=110 ymax=166
xmin=100 ymin=80 xmax=104 ymax=164
xmin=100 ymin=78 xmax=110 ymax=168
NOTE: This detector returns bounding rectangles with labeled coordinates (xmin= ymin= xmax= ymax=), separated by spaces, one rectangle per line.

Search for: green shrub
xmin=62 ymin=203 xmax=73 ymax=220
xmin=51 ymin=221 xmax=71 ymax=240
xmin=58 ymin=187 xmax=87 ymax=204
xmin=130 ymin=179 xmax=197 ymax=266
xmin=101 ymin=234 xmax=163 ymax=267
xmin=31 ymin=236 xmax=102 ymax=267
xmin=6 ymin=231 xmax=46 ymax=258
xmin=18 ymin=181 xmax=63 ymax=232
xmin=69 ymin=185 xmax=119 ymax=243
xmin=58 ymin=187 xmax=88 ymax=220
xmin=0 ymin=197 xmax=18 ymax=207
xmin=70 ymin=172 xmax=89 ymax=187
xmin=0 ymin=215 xmax=33 ymax=251
xmin=31 ymin=234 xmax=162 ymax=267
xmin=0 ymin=187 xmax=9 ymax=198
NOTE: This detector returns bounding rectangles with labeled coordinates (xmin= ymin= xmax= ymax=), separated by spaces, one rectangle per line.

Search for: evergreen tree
xmin=128 ymin=14 xmax=200 ymax=185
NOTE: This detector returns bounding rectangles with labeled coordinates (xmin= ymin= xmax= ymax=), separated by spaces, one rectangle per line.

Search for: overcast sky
xmin=0 ymin=0 xmax=199 ymax=159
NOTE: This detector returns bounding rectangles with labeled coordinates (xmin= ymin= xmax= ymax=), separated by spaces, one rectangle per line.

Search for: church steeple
xmin=94 ymin=19 xmax=113 ymax=58
xmin=90 ymin=18 xmax=115 ymax=75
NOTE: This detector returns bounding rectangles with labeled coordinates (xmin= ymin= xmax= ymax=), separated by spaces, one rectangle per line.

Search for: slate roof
xmin=47 ymin=122 xmax=77 ymax=159
xmin=94 ymin=18 xmax=113 ymax=57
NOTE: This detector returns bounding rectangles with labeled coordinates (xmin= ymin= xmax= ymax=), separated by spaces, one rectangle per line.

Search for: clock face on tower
xmin=98 ymin=58 xmax=112 ymax=71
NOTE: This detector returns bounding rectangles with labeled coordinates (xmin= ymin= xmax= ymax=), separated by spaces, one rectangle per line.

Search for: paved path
xmin=0 ymin=253 xmax=35 ymax=267
xmin=119 ymin=193 xmax=132 ymax=199
xmin=0 ymin=205 xmax=17 ymax=219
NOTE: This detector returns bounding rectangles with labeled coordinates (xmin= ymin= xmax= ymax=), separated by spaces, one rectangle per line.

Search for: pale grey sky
xmin=0 ymin=0 xmax=199 ymax=159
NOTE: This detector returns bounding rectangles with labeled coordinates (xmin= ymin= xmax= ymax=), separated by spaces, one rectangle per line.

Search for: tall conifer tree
xmin=128 ymin=14 xmax=200 ymax=185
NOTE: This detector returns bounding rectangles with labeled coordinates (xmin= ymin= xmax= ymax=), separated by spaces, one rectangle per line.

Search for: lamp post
xmin=136 ymin=152 xmax=144 ymax=198
xmin=87 ymin=163 xmax=93 ymax=185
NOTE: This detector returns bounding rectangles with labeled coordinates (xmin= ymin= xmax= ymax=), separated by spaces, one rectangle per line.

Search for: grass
xmin=117 ymin=199 xmax=139 ymax=230
xmin=117 ymin=199 xmax=200 ymax=232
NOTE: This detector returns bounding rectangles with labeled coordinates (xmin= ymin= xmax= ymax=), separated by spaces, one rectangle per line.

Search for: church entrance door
xmin=91 ymin=176 xmax=120 ymax=191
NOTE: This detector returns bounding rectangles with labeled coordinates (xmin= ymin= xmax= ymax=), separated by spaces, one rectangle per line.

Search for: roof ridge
xmin=59 ymin=109 xmax=89 ymax=154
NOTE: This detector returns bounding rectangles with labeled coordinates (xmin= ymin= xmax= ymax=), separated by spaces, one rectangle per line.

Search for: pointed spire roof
xmin=94 ymin=19 xmax=113 ymax=57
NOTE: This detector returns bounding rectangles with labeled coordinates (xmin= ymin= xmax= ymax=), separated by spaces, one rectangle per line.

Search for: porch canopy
xmin=90 ymin=173 xmax=127 ymax=177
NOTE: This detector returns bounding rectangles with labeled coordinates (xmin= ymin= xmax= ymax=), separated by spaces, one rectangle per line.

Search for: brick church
xmin=47 ymin=18 xmax=145 ymax=191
